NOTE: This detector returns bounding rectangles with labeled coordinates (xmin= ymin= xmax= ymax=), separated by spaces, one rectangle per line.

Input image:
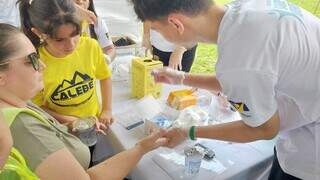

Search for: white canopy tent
xmin=94 ymin=0 xmax=143 ymax=41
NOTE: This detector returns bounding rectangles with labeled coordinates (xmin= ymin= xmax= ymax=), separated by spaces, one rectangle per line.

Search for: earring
xmin=39 ymin=36 xmax=44 ymax=44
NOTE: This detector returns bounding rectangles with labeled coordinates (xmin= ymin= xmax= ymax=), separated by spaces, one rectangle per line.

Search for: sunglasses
xmin=0 ymin=52 xmax=40 ymax=71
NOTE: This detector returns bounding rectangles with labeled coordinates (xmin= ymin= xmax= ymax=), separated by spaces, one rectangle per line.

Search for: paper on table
xmin=135 ymin=96 xmax=163 ymax=119
xmin=115 ymin=110 xmax=144 ymax=130
xmin=115 ymin=96 xmax=162 ymax=130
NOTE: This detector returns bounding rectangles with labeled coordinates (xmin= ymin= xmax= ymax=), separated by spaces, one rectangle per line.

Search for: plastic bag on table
xmin=110 ymin=55 xmax=133 ymax=82
xmin=172 ymin=106 xmax=210 ymax=129
xmin=144 ymin=105 xmax=179 ymax=135
xmin=207 ymin=93 xmax=242 ymax=124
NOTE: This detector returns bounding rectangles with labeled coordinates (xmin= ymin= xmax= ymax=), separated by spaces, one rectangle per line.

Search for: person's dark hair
xmin=88 ymin=0 xmax=98 ymax=17
xmin=88 ymin=0 xmax=98 ymax=40
xmin=0 ymin=23 xmax=23 ymax=70
xmin=129 ymin=0 xmax=213 ymax=21
xmin=18 ymin=0 xmax=81 ymax=48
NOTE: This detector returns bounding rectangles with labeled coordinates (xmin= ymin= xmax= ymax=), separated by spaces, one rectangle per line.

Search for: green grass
xmin=191 ymin=43 xmax=218 ymax=73
xmin=191 ymin=0 xmax=320 ymax=74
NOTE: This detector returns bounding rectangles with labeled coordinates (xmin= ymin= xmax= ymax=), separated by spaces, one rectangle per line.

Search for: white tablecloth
xmin=94 ymin=54 xmax=276 ymax=180
xmin=102 ymin=80 xmax=275 ymax=180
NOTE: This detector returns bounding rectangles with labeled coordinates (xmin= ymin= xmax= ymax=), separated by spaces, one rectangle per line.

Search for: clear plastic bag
xmin=172 ymin=106 xmax=210 ymax=129
xmin=170 ymin=90 xmax=241 ymax=128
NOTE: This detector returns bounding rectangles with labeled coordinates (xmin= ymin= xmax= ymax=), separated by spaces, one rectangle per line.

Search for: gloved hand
xmin=151 ymin=67 xmax=186 ymax=85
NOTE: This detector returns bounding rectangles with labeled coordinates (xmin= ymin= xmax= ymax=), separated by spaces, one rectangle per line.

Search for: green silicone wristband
xmin=189 ymin=126 xmax=196 ymax=141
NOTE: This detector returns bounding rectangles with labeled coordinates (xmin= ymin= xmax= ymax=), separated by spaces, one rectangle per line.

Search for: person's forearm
xmin=41 ymin=107 xmax=75 ymax=124
xmin=87 ymin=145 xmax=144 ymax=180
xmin=173 ymin=46 xmax=187 ymax=55
xmin=143 ymin=22 xmax=150 ymax=35
xmin=0 ymin=119 xmax=12 ymax=169
xmin=107 ymin=49 xmax=116 ymax=61
xmin=183 ymin=74 xmax=222 ymax=92
xmin=195 ymin=121 xmax=273 ymax=143
xmin=194 ymin=113 xmax=279 ymax=142
xmin=100 ymin=78 xmax=112 ymax=112
xmin=103 ymin=46 xmax=116 ymax=62
xmin=0 ymin=143 xmax=10 ymax=169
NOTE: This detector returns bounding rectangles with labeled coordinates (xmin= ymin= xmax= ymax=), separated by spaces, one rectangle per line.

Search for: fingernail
xmin=151 ymin=70 xmax=157 ymax=75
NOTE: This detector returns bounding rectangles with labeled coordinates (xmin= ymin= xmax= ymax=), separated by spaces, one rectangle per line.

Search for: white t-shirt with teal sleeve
xmin=216 ymin=0 xmax=320 ymax=179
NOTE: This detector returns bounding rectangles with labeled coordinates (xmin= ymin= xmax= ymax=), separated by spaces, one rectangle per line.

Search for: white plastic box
xmin=112 ymin=34 xmax=139 ymax=55
xmin=144 ymin=113 xmax=173 ymax=135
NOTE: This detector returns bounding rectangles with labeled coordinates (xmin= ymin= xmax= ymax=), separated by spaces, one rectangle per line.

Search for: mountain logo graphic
xmin=50 ymin=71 xmax=94 ymax=107
xmin=229 ymin=100 xmax=251 ymax=117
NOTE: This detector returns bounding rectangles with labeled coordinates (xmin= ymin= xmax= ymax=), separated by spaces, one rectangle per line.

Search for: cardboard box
xmin=167 ymin=89 xmax=197 ymax=110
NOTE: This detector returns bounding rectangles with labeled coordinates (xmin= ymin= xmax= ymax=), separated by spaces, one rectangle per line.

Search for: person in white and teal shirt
xmin=130 ymin=0 xmax=320 ymax=179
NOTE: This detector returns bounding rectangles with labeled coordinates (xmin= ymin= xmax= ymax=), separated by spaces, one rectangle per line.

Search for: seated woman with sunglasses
xmin=0 ymin=23 xmax=167 ymax=180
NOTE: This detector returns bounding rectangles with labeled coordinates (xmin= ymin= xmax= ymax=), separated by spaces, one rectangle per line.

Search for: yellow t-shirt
xmin=32 ymin=37 xmax=112 ymax=118
xmin=81 ymin=20 xmax=90 ymax=37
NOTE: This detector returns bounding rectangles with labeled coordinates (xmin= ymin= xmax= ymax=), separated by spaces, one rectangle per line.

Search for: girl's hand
xmin=63 ymin=115 xmax=80 ymax=131
xmin=95 ymin=120 xmax=107 ymax=135
xmin=135 ymin=129 xmax=168 ymax=154
xmin=99 ymin=110 xmax=114 ymax=127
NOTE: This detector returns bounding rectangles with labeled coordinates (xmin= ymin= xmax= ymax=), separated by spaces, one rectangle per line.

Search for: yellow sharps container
xmin=131 ymin=57 xmax=163 ymax=99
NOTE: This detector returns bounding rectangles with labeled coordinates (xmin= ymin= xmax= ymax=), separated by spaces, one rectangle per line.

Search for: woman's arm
xmin=35 ymin=130 xmax=168 ymax=180
xmin=0 ymin=112 xmax=12 ymax=169
xmin=35 ymin=148 xmax=90 ymax=180
xmin=87 ymin=130 xmax=167 ymax=179
xmin=40 ymin=106 xmax=78 ymax=125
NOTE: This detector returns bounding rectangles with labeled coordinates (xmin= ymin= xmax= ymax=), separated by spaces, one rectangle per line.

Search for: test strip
xmin=126 ymin=120 xmax=144 ymax=130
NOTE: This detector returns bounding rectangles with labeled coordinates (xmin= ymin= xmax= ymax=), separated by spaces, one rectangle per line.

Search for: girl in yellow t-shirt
xmin=20 ymin=0 xmax=113 ymax=135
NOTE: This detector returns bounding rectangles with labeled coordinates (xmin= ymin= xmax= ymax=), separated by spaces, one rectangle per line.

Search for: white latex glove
xmin=151 ymin=67 xmax=186 ymax=85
